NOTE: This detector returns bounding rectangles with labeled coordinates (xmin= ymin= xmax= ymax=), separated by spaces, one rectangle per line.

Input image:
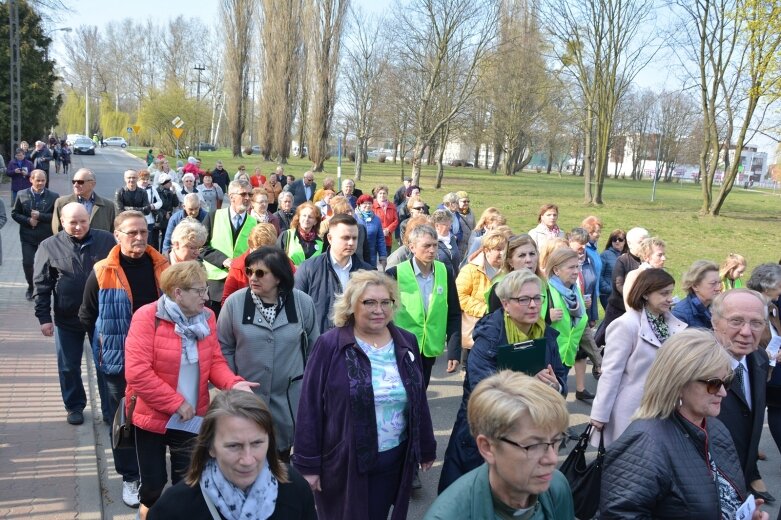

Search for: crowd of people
xmin=3 ymin=150 xmax=779 ymax=519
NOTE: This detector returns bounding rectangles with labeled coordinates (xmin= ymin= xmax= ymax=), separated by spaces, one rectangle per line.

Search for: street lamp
xmin=194 ymin=64 xmax=206 ymax=155
xmin=45 ymin=27 xmax=72 ymax=61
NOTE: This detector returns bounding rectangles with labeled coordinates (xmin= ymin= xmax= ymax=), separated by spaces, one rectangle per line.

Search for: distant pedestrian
xmin=0 ymin=199 xmax=6 ymax=265
xmin=7 ymin=148 xmax=34 ymax=204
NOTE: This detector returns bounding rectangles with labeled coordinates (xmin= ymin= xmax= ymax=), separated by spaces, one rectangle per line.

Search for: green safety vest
xmin=548 ymin=284 xmax=588 ymax=367
xmin=722 ymin=277 xmax=744 ymax=292
xmin=203 ymin=210 xmax=256 ymax=281
xmin=283 ymin=229 xmax=324 ymax=266
xmin=394 ymin=260 xmax=449 ymax=358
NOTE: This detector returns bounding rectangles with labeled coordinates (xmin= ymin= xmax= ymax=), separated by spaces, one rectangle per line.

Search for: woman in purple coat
xmin=293 ymin=270 xmax=436 ymax=520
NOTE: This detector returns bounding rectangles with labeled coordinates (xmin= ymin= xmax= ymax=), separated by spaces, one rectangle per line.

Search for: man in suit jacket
xmin=712 ymin=289 xmax=772 ymax=501
xmin=52 ymin=168 xmax=116 ymax=234
xmin=11 ymin=170 xmax=59 ymax=300
xmin=283 ymin=170 xmax=316 ymax=208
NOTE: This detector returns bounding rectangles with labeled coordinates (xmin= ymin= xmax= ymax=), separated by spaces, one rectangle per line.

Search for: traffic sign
xmin=127 ymin=126 xmax=133 ymax=134
xmin=172 ymin=127 xmax=184 ymax=140
xmin=171 ymin=117 xmax=184 ymax=129
xmin=132 ymin=125 xmax=141 ymax=134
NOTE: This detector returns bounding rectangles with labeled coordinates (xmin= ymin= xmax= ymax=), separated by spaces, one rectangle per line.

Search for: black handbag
xmin=112 ymin=394 xmax=137 ymax=450
xmin=559 ymin=424 xmax=605 ymax=520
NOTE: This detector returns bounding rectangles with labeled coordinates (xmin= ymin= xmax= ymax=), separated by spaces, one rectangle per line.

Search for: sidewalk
xmin=0 ymin=171 xmax=105 ymax=519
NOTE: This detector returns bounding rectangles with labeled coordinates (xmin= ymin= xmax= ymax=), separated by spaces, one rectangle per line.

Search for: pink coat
xmin=125 ymin=302 xmax=244 ymax=434
xmin=591 ymin=308 xmax=687 ymax=446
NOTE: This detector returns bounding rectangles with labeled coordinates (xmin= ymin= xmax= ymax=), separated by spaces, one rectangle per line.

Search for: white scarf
xmin=200 ymin=458 xmax=278 ymax=520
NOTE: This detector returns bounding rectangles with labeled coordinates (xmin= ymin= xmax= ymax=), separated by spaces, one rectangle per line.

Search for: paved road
xmin=1 ymin=147 xmax=779 ymax=519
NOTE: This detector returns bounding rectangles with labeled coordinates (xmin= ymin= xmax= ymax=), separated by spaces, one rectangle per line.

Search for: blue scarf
xmin=359 ymin=209 xmax=374 ymax=222
xmin=548 ymin=275 xmax=583 ymax=326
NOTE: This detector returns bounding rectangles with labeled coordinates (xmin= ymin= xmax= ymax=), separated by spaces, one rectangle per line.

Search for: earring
xmin=677 ymin=398 xmax=683 ymax=408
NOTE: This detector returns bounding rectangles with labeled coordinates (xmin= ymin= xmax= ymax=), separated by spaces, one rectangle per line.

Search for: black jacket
xmin=33 ymin=229 xmax=116 ymax=331
xmin=601 ymin=414 xmax=746 ymax=518
xmin=147 ymin=464 xmax=316 ymax=520
xmin=293 ymin=248 xmax=374 ymax=333
xmin=115 ymin=187 xmax=150 ymax=213
xmin=12 ymin=187 xmax=58 ymax=245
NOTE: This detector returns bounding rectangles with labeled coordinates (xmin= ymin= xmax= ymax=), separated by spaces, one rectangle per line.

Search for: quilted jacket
xmin=600 ymin=414 xmax=746 ymax=518
xmin=125 ymin=300 xmax=244 ymax=434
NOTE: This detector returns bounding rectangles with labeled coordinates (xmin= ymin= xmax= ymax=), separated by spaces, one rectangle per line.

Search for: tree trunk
xmin=546 ymin=148 xmax=553 ymax=175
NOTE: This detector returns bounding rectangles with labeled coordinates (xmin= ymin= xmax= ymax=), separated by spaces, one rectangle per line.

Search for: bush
xmin=243 ymin=147 xmax=254 ymax=155
xmin=379 ymin=153 xmax=387 ymax=163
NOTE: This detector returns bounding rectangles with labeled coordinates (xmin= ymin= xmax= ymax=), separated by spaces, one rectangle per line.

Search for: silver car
xmin=104 ymin=136 xmax=127 ymax=148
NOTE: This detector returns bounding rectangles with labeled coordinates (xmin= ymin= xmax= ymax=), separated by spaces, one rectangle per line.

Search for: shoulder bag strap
xmin=200 ymin=486 xmax=222 ymax=520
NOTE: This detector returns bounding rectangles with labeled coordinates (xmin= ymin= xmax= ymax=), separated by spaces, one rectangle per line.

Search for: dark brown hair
xmin=604 ymin=228 xmax=628 ymax=253
xmin=185 ymin=390 xmax=288 ymax=486
xmin=626 ymin=268 xmax=676 ymax=311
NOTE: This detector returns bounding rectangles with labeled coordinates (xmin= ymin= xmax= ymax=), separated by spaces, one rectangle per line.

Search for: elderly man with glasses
xmin=201 ymin=180 xmax=257 ymax=316
xmin=52 ymin=168 xmax=116 ymax=233
xmin=79 ymin=210 xmax=169 ymax=509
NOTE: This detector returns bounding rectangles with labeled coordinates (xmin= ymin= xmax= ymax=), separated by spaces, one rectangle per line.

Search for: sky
xmin=55 ymin=0 xmax=777 ymax=158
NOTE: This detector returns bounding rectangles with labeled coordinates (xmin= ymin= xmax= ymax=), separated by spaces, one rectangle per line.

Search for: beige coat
xmin=591 ymin=308 xmax=687 ymax=446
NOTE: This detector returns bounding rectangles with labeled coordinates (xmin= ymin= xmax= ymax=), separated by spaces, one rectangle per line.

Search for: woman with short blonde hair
xmin=672 ymin=260 xmax=721 ymax=329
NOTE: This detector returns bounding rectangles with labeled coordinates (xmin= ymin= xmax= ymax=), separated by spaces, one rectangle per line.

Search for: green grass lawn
xmin=131 ymin=147 xmax=781 ymax=296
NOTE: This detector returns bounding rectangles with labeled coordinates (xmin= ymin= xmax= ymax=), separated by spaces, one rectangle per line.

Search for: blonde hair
xmin=720 ymin=253 xmax=747 ymax=281
xmin=402 ymin=215 xmax=432 ymax=245
xmin=634 ymin=329 xmax=731 ymax=420
xmin=474 ymin=208 xmax=506 ymax=232
xmin=468 ymin=371 xmax=568 ymax=439
xmin=495 ymin=270 xmax=542 ymax=301
xmin=544 ymin=247 xmax=579 ymax=278
xmin=160 ymin=261 xmax=207 ymax=297
xmin=539 ymin=238 xmax=569 ymax=275
xmin=247 ymin=223 xmax=278 ymax=249
xmin=681 ymin=260 xmax=719 ymax=294
xmin=637 ymin=237 xmax=667 ymax=262
xmin=480 ymin=229 xmax=508 ymax=251
xmin=331 ymin=270 xmax=400 ymax=327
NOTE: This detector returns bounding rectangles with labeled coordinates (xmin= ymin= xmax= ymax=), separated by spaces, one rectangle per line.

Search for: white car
xmin=104 ymin=136 xmax=128 ymax=148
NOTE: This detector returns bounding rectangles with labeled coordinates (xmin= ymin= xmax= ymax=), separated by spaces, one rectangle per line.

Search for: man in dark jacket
xmin=294 ymin=214 xmax=374 ymax=333
xmin=711 ymin=289 xmax=773 ymax=502
xmin=12 ymin=170 xmax=58 ymax=300
xmin=29 ymin=141 xmax=52 ymax=187
xmin=115 ymin=169 xmax=151 ymax=213
xmin=210 ymin=160 xmax=231 ymax=194
xmin=283 ymin=170 xmax=316 ymax=208
xmin=33 ymin=203 xmax=115 ymax=425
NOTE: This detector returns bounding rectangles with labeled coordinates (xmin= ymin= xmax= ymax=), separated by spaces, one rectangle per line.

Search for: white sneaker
xmin=122 ymin=480 xmax=140 ymax=508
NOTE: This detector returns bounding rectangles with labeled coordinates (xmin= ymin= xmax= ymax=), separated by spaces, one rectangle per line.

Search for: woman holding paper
xmin=746 ymin=263 xmax=781 ymax=453
xmin=124 ymin=261 xmax=258 ymax=517
xmin=438 ymin=269 xmax=567 ymax=493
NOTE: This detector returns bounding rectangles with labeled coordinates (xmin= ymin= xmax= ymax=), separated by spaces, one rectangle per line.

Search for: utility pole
xmin=9 ymin=0 xmax=22 ymax=153
xmin=194 ymin=64 xmax=206 ymax=155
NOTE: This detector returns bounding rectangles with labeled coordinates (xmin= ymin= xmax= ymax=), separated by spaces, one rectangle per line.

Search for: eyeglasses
xmin=459 ymin=199 xmax=470 ymax=203
xmin=498 ymin=436 xmax=564 ymax=458
xmin=507 ymin=295 xmax=543 ymax=306
xmin=245 ymin=267 xmax=270 ymax=279
xmin=231 ymin=192 xmax=251 ymax=198
xmin=697 ymin=375 xmax=734 ymax=395
xmin=72 ymin=179 xmax=92 ymax=185
xmin=361 ymin=299 xmax=396 ymax=311
xmin=184 ymin=286 xmax=209 ymax=297
xmin=117 ymin=229 xmax=148 ymax=237
xmin=182 ymin=244 xmax=204 ymax=253
xmin=723 ymin=317 xmax=766 ymax=332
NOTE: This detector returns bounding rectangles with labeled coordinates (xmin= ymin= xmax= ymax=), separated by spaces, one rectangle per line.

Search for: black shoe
xmin=67 ymin=410 xmax=84 ymax=425
xmin=750 ymin=487 xmax=775 ymax=503
xmin=411 ymin=468 xmax=422 ymax=490
xmin=576 ymin=389 xmax=595 ymax=401
xmin=25 ymin=289 xmax=33 ymax=301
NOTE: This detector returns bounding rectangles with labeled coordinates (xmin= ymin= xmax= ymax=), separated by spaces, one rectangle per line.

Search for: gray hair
xmin=626 ymin=227 xmax=650 ymax=254
xmin=171 ymin=219 xmax=208 ymax=247
xmin=430 ymin=209 xmax=453 ymax=225
xmin=183 ymin=193 xmax=202 ymax=208
xmin=711 ymin=288 xmax=768 ymax=320
xmin=182 ymin=173 xmax=196 ymax=182
xmin=681 ymin=260 xmax=719 ymax=293
xmin=442 ymin=192 xmax=459 ymax=205
xmin=746 ymin=263 xmax=781 ymax=295
xmin=568 ymin=227 xmax=589 ymax=245
xmin=278 ymin=191 xmax=294 ymax=202
xmin=408 ymin=224 xmax=437 ymax=244
xmin=228 ymin=180 xmax=249 ymax=194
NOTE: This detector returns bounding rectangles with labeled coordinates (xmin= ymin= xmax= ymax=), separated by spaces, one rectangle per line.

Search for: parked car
xmin=251 ymin=145 xmax=261 ymax=154
xmin=73 ymin=137 xmax=96 ymax=155
xmin=104 ymin=136 xmax=127 ymax=148
xmin=198 ymin=142 xmax=217 ymax=151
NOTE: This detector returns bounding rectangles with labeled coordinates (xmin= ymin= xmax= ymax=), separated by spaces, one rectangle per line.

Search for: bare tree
xmin=393 ymin=0 xmax=498 ymax=186
xmin=222 ymin=0 xmax=256 ymax=157
xmin=304 ymin=0 xmax=349 ymax=171
xmin=544 ymin=0 xmax=655 ymax=204
xmin=674 ymin=0 xmax=781 ymax=214
xmin=342 ymin=6 xmax=384 ymax=180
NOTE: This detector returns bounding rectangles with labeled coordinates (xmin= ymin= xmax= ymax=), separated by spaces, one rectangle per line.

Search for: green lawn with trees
xmin=132 ymin=147 xmax=781 ymax=294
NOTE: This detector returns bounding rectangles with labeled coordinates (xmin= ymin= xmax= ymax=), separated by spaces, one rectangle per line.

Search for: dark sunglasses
xmin=245 ymin=267 xmax=269 ymax=279
xmin=71 ymin=179 xmax=91 ymax=185
xmin=697 ymin=375 xmax=734 ymax=395
xmin=612 ymin=237 xmax=625 ymax=242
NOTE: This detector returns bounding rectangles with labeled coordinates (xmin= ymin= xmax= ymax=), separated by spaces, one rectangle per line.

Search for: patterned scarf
xmin=297 ymin=227 xmax=317 ymax=243
xmin=160 ymin=295 xmax=210 ymax=363
xmin=200 ymin=458 xmax=278 ymax=520
xmin=250 ymin=291 xmax=280 ymax=325
xmin=545 ymin=225 xmax=561 ymax=238
xmin=645 ymin=308 xmax=670 ymax=343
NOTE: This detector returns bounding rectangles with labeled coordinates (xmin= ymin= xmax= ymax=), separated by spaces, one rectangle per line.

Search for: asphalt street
xmin=63 ymin=148 xmax=781 ymax=518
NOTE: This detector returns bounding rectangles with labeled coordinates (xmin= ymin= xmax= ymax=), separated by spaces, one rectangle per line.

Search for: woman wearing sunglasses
xmin=217 ymin=247 xmax=319 ymax=462
xmin=601 ymin=328 xmax=769 ymax=519
xmin=124 ymin=261 xmax=259 ymax=518
xmin=599 ymin=229 xmax=628 ymax=309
